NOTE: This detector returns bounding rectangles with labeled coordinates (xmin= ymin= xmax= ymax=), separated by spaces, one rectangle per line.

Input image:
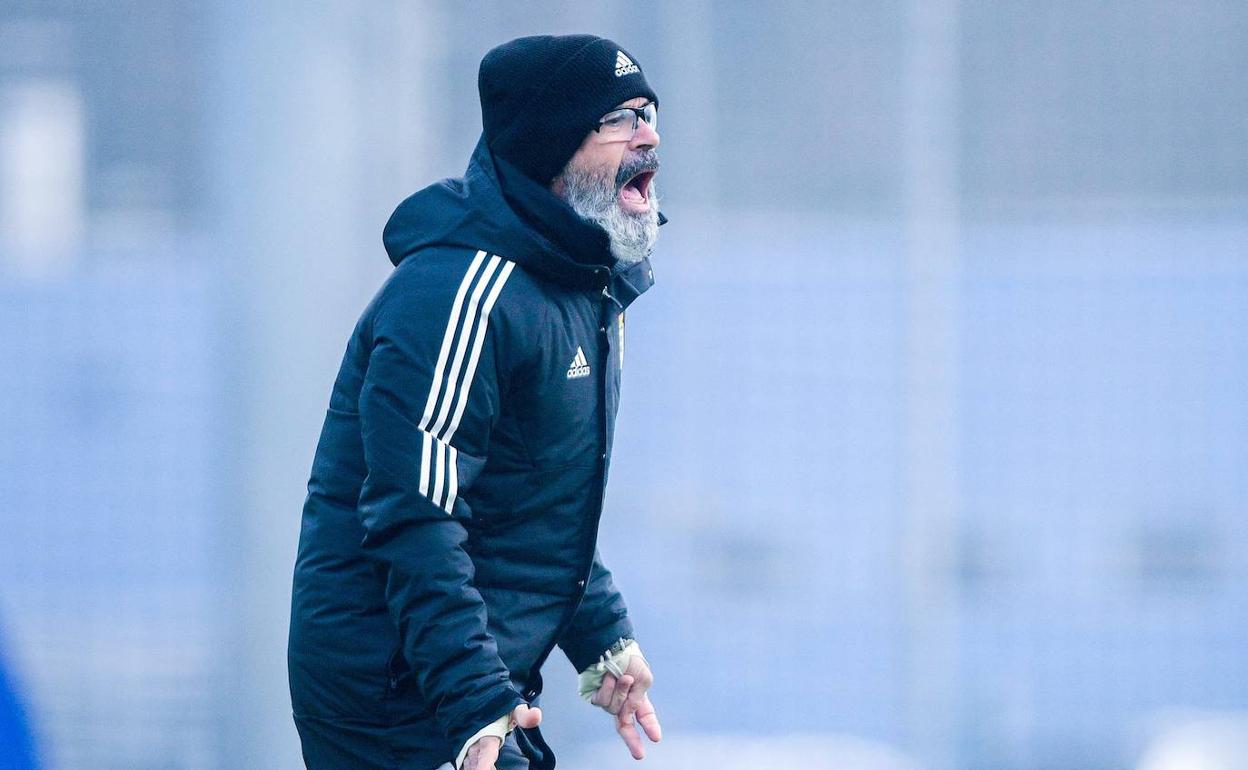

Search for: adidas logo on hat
xmin=614 ymin=51 xmax=640 ymax=77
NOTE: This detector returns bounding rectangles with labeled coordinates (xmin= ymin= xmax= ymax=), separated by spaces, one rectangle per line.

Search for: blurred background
xmin=1 ymin=1 xmax=1246 ymax=768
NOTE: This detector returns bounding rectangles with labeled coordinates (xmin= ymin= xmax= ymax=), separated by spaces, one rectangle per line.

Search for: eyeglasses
xmin=592 ymin=102 xmax=658 ymax=143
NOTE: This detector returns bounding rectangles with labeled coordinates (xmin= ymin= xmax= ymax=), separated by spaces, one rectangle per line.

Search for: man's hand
xmin=461 ymin=703 xmax=541 ymax=770
xmin=591 ymin=654 xmax=662 ymax=759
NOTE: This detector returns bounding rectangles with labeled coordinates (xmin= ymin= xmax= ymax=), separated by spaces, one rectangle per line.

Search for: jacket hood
xmin=384 ymin=137 xmax=658 ymax=291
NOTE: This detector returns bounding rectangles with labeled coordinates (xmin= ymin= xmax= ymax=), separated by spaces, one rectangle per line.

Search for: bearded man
xmin=287 ymin=35 xmax=664 ymax=770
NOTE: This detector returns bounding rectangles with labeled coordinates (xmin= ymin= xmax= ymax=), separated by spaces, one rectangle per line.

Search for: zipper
xmin=602 ymin=285 xmax=624 ymax=310
xmin=520 ymin=290 xmax=616 ymax=699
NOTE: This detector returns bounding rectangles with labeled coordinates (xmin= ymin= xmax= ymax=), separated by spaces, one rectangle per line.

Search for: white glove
xmin=578 ymin=638 xmax=644 ymax=703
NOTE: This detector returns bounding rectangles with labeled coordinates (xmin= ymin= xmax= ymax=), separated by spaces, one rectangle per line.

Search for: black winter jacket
xmin=288 ymin=138 xmax=656 ymax=769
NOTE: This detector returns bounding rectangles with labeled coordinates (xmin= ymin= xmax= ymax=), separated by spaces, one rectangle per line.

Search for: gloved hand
xmin=458 ymin=703 xmax=541 ymax=770
xmin=579 ymin=640 xmax=662 ymax=760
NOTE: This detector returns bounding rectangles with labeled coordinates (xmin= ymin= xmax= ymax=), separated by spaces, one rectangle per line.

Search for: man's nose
xmin=630 ymin=117 xmax=660 ymax=150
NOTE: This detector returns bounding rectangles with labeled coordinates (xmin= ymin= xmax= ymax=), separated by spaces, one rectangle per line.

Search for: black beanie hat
xmin=479 ymin=34 xmax=659 ymax=185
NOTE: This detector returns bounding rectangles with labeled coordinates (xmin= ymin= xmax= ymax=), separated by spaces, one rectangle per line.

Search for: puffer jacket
xmin=288 ymin=136 xmax=656 ymax=769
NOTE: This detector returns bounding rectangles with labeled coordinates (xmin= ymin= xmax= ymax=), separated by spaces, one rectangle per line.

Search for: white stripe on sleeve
xmin=418 ymin=430 xmax=432 ymax=497
xmin=431 ymin=438 xmax=445 ymax=510
xmin=428 ymin=255 xmax=502 ymax=438
xmin=420 ymin=250 xmax=488 ymax=432
xmin=442 ymin=260 xmax=516 ymax=443
xmin=444 ymin=444 xmax=459 ymax=514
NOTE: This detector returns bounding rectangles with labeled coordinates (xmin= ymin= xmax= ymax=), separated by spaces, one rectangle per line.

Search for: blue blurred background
xmin=1 ymin=2 xmax=1246 ymax=768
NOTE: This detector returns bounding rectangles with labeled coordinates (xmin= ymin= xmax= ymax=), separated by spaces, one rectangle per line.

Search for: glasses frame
xmin=592 ymin=102 xmax=658 ymax=143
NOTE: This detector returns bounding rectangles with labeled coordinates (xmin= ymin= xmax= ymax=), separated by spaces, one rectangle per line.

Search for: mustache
xmin=614 ymin=150 xmax=661 ymax=189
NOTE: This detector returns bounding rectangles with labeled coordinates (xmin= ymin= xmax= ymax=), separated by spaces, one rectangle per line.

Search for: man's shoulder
xmin=373 ymin=246 xmax=552 ymax=328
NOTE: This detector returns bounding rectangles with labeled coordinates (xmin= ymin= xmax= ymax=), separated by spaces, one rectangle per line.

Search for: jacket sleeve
xmin=356 ymin=255 xmax=522 ymax=748
xmin=557 ymin=549 xmax=636 ymax=672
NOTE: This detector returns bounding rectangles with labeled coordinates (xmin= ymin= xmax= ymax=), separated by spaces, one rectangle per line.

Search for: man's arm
xmin=356 ymin=255 xmax=523 ymax=759
xmin=557 ymin=551 xmax=662 ymax=759
xmin=557 ymin=550 xmax=635 ymax=672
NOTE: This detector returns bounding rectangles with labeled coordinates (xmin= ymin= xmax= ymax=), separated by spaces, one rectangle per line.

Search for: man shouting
xmin=288 ymin=34 xmax=665 ymax=770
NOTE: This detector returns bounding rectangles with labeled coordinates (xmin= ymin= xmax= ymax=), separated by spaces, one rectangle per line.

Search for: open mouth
xmin=619 ymin=170 xmax=656 ymax=207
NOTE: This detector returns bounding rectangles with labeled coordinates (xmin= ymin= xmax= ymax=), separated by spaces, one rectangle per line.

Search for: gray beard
xmin=555 ymin=152 xmax=660 ymax=266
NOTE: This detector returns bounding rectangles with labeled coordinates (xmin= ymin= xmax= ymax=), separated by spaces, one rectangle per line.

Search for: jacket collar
xmin=481 ymin=145 xmax=614 ymax=290
xmin=608 ymin=257 xmax=655 ymax=310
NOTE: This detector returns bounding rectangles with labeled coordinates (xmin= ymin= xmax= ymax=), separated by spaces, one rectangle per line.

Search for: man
xmin=288 ymin=35 xmax=665 ymax=770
